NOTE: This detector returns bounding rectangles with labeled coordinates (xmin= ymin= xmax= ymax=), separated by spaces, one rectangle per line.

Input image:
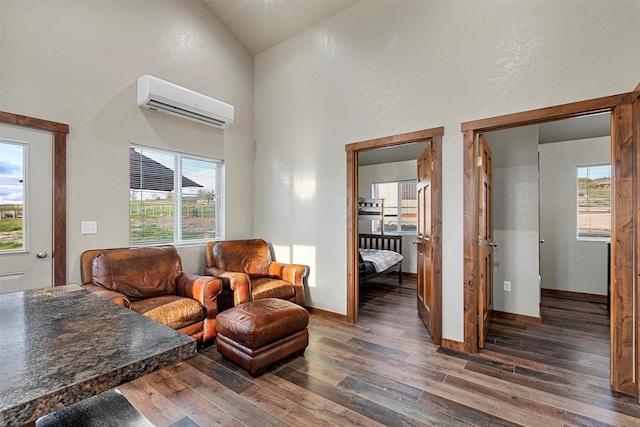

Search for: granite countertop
xmin=0 ymin=284 xmax=197 ymax=426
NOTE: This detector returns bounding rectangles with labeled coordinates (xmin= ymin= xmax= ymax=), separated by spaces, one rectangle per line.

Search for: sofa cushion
xmin=91 ymin=247 xmax=181 ymax=299
xmin=212 ymin=239 xmax=272 ymax=276
xmin=130 ymin=295 xmax=204 ymax=330
xmin=250 ymin=278 xmax=295 ymax=301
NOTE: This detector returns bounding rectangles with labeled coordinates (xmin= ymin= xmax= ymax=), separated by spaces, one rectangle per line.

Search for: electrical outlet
xmin=503 ymin=281 xmax=511 ymax=292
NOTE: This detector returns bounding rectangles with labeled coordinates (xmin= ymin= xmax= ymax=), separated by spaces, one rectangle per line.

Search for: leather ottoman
xmin=216 ymin=298 xmax=309 ymax=376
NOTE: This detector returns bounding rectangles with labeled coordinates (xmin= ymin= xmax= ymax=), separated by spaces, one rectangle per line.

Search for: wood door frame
xmin=0 ymin=111 xmax=68 ymax=286
xmin=345 ymin=127 xmax=443 ymax=343
xmin=460 ymin=89 xmax=640 ymax=398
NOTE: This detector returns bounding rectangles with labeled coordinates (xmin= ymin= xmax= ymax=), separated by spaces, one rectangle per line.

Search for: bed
xmin=358 ymin=233 xmax=403 ymax=283
xmin=357 ymin=197 xmax=404 ymax=282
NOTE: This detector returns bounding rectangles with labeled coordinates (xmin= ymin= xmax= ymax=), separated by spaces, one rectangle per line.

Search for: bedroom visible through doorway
xmin=345 ymin=127 xmax=443 ymax=345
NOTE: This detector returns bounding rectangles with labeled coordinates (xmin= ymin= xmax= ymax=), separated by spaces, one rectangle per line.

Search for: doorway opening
xmin=345 ymin=127 xmax=443 ymax=345
xmin=461 ymin=89 xmax=640 ymax=397
xmin=479 ymin=114 xmax=612 ymax=384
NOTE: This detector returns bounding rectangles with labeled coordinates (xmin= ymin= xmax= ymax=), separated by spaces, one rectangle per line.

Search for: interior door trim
xmin=345 ymin=127 xmax=443 ymax=337
xmin=0 ymin=111 xmax=69 ymax=286
xmin=460 ymin=89 xmax=640 ymax=398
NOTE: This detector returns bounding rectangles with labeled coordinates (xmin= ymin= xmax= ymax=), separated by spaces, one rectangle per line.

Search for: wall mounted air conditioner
xmin=137 ymin=75 xmax=234 ymax=129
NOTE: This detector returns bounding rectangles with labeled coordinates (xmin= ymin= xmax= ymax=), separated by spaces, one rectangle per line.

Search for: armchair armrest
xmin=204 ymin=267 xmax=252 ymax=306
xmin=269 ymin=262 xmax=309 ymax=306
xmin=82 ymin=283 xmax=130 ymax=309
xmin=176 ymin=273 xmax=222 ymax=345
xmin=176 ymin=273 xmax=222 ymax=314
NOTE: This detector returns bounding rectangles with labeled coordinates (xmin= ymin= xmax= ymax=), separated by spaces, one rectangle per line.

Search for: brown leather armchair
xmin=81 ymin=245 xmax=222 ymax=346
xmin=204 ymin=239 xmax=308 ymax=311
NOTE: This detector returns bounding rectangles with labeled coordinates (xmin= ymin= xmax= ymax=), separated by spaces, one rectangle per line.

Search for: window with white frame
xmin=372 ymin=180 xmax=417 ymax=234
xmin=577 ymin=164 xmax=610 ymax=240
xmin=129 ymin=144 xmax=223 ymax=245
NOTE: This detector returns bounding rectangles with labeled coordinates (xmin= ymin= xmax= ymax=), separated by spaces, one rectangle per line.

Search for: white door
xmin=0 ymin=123 xmax=53 ymax=293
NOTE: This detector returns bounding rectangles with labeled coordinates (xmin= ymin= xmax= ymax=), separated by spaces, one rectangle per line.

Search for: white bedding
xmin=358 ymin=248 xmax=403 ymax=273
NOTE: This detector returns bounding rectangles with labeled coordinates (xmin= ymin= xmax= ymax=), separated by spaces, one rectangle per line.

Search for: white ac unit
xmin=137 ymin=75 xmax=234 ymax=129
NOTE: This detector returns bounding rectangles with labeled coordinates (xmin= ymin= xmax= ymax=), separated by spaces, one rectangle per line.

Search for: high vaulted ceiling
xmin=205 ymin=0 xmax=359 ymax=55
xmin=204 ymin=0 xmax=612 ymax=166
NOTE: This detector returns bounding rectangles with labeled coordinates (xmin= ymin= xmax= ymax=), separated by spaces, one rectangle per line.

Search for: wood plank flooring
xmin=118 ymin=276 xmax=640 ymax=426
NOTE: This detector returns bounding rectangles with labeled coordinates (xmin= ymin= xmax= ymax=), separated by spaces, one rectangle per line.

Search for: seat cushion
xmin=130 ymin=295 xmax=204 ymax=330
xmin=250 ymin=278 xmax=295 ymax=301
xmin=216 ymin=298 xmax=308 ymax=348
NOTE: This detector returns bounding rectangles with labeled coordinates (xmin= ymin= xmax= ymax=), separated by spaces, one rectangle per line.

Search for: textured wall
xmin=0 ymin=1 xmax=255 ymax=282
xmin=254 ymin=0 xmax=640 ymax=340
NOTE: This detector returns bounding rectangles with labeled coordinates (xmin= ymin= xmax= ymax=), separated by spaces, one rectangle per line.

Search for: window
xmin=0 ymin=141 xmax=25 ymax=251
xmin=577 ymin=164 xmax=610 ymax=240
xmin=129 ymin=145 xmax=223 ymax=245
xmin=372 ymin=180 xmax=417 ymax=234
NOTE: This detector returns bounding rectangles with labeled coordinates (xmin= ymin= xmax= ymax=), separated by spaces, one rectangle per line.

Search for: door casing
xmin=345 ymin=126 xmax=443 ymax=346
xmin=460 ymin=89 xmax=640 ymax=398
xmin=0 ymin=112 xmax=68 ymax=286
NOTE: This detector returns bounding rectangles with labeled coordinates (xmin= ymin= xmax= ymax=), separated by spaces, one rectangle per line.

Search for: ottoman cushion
xmin=217 ymin=298 xmax=309 ymax=348
xmin=216 ymin=298 xmax=309 ymax=376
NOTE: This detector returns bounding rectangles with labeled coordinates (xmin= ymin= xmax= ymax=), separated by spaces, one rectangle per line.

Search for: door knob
xmin=36 ymin=251 xmax=48 ymax=259
xmin=489 ymin=242 xmax=498 ymax=248
xmin=412 ymin=238 xmax=430 ymax=244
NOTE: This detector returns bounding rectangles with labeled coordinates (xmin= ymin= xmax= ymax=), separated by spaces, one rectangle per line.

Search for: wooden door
xmin=416 ymin=143 xmax=434 ymax=337
xmin=477 ymin=135 xmax=494 ymax=348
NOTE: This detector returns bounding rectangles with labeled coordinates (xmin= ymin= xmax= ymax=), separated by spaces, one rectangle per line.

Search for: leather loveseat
xmin=204 ymin=239 xmax=308 ymax=311
xmin=81 ymin=245 xmax=222 ymax=346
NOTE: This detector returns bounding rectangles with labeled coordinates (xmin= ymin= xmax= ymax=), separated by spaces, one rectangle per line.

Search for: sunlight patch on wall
xmin=273 ymin=244 xmax=291 ymax=263
xmin=272 ymin=244 xmax=316 ymax=288
xmin=294 ymin=244 xmax=316 ymax=288
xmin=294 ymin=174 xmax=316 ymax=200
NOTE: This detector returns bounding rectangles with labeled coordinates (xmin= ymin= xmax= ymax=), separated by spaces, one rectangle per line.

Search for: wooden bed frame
xmin=358 ymin=233 xmax=403 ymax=283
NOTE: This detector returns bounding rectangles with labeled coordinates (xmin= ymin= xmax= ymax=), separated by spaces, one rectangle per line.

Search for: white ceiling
xmin=358 ymin=143 xmax=427 ymax=166
xmin=205 ymin=0 xmax=359 ymax=55
xmin=203 ymin=1 xmax=611 ymax=165
xmin=538 ymin=112 xmax=610 ymax=144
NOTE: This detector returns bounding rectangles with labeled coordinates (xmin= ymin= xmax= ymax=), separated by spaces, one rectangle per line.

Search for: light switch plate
xmin=81 ymin=221 xmax=97 ymax=234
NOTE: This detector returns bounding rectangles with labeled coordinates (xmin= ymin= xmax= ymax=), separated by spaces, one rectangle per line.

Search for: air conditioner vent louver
xmin=146 ymin=99 xmax=228 ymax=127
xmin=137 ymin=75 xmax=234 ymax=129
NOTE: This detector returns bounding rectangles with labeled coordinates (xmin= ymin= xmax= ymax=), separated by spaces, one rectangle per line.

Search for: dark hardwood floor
xmin=119 ymin=276 xmax=640 ymax=426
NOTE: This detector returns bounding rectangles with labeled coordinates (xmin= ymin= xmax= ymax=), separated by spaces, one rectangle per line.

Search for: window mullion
xmin=396 ymin=181 xmax=402 ymax=233
xmin=174 ymin=155 xmax=182 ymax=243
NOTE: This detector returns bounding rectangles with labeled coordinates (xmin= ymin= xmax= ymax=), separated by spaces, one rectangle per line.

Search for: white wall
xmin=358 ymin=159 xmax=417 ymax=274
xmin=539 ymin=137 xmax=610 ymax=296
xmin=254 ymin=1 xmax=640 ymax=340
xmin=485 ymin=126 xmax=540 ymax=318
xmin=0 ymin=1 xmax=254 ymax=281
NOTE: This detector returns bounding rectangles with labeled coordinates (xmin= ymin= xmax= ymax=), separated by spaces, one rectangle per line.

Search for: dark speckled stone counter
xmin=0 ymin=284 xmax=197 ymax=426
